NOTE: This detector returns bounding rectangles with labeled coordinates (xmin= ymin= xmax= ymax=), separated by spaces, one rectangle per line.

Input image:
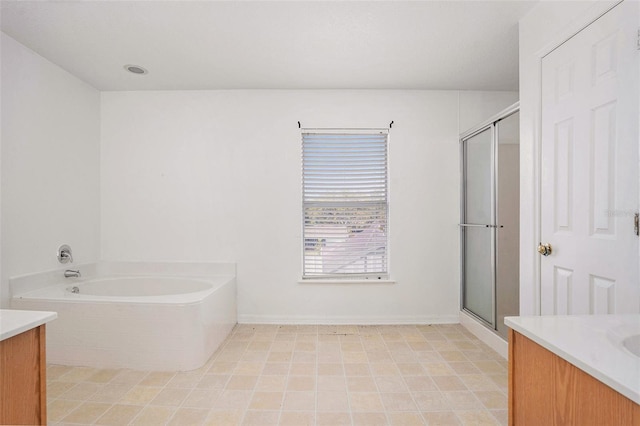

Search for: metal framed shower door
xmin=459 ymin=102 xmax=519 ymax=332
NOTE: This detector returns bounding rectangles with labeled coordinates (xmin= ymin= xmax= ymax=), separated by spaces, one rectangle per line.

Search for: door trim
xmin=521 ymin=0 xmax=624 ymax=316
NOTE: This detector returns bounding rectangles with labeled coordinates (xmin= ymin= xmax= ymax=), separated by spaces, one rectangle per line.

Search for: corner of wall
xmin=1 ymin=34 xmax=101 ymax=308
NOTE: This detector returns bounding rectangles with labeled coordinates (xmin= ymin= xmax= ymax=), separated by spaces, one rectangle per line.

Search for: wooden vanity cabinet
xmin=0 ymin=325 xmax=47 ymax=425
xmin=509 ymin=329 xmax=640 ymax=425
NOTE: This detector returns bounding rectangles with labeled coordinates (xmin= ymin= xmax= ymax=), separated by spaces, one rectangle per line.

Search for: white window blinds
xmin=302 ymin=130 xmax=389 ymax=279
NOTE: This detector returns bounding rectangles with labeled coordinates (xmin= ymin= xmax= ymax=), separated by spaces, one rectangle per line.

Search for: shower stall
xmin=460 ymin=103 xmax=519 ymax=339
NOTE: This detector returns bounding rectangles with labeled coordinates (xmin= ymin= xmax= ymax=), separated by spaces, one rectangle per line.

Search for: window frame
xmin=301 ymin=128 xmax=390 ymax=280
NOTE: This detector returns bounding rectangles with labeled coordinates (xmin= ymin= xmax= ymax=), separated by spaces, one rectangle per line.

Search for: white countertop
xmin=505 ymin=315 xmax=640 ymax=405
xmin=0 ymin=309 xmax=57 ymax=341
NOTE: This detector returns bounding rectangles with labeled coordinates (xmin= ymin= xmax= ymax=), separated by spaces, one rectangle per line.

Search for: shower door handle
xmin=458 ymin=224 xmax=491 ymax=228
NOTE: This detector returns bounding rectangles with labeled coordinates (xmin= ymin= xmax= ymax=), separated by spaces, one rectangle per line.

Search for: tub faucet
xmin=64 ymin=269 xmax=81 ymax=278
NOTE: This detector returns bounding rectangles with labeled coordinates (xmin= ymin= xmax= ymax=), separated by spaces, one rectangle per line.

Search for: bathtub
xmin=10 ymin=262 xmax=237 ymax=371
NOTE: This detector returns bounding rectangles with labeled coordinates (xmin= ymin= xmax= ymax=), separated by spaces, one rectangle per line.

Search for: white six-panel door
xmin=540 ymin=1 xmax=639 ymax=315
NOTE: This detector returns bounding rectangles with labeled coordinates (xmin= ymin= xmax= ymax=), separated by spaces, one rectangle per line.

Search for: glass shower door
xmin=461 ymin=127 xmax=494 ymax=326
xmin=495 ymin=111 xmax=520 ymax=338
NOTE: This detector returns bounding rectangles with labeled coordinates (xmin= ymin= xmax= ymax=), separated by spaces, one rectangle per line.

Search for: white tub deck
xmin=10 ymin=262 xmax=237 ymax=371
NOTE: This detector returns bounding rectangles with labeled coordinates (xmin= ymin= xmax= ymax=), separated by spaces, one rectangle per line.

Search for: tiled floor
xmin=47 ymin=324 xmax=508 ymax=425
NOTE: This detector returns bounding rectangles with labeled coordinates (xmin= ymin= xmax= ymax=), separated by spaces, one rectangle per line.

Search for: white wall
xmin=101 ymin=89 xmax=516 ymax=323
xmin=0 ymin=31 xmax=3 ymax=309
xmin=518 ymin=0 xmax=618 ymax=316
xmin=0 ymin=33 xmax=101 ymax=307
xmin=0 ymin=32 xmax=516 ymax=321
xmin=458 ymin=91 xmax=519 ymax=133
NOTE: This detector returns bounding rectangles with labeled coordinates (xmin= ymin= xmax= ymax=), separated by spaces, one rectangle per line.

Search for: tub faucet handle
xmin=58 ymin=244 xmax=73 ymax=264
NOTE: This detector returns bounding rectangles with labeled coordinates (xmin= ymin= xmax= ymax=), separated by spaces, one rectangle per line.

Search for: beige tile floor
xmin=47 ymin=324 xmax=508 ymax=426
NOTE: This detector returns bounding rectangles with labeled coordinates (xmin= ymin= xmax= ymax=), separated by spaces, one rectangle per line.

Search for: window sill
xmin=298 ymin=278 xmax=396 ymax=285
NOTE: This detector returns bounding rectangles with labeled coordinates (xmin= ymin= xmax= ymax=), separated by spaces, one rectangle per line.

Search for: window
xmin=302 ymin=129 xmax=389 ymax=279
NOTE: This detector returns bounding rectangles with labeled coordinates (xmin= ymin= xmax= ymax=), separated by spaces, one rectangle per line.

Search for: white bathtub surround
xmin=9 ymin=263 xmax=99 ymax=299
xmin=505 ymin=315 xmax=640 ymax=405
xmin=10 ymin=262 xmax=237 ymax=371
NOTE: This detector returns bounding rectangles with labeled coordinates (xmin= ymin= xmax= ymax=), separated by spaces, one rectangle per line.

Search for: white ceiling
xmin=0 ymin=1 xmax=537 ymax=91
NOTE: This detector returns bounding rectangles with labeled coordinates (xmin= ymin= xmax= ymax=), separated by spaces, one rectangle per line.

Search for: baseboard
xmin=459 ymin=310 xmax=508 ymax=359
xmin=237 ymin=314 xmax=460 ymax=325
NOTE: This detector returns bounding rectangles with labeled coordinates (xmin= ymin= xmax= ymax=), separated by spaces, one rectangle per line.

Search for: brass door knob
xmin=537 ymin=243 xmax=552 ymax=256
